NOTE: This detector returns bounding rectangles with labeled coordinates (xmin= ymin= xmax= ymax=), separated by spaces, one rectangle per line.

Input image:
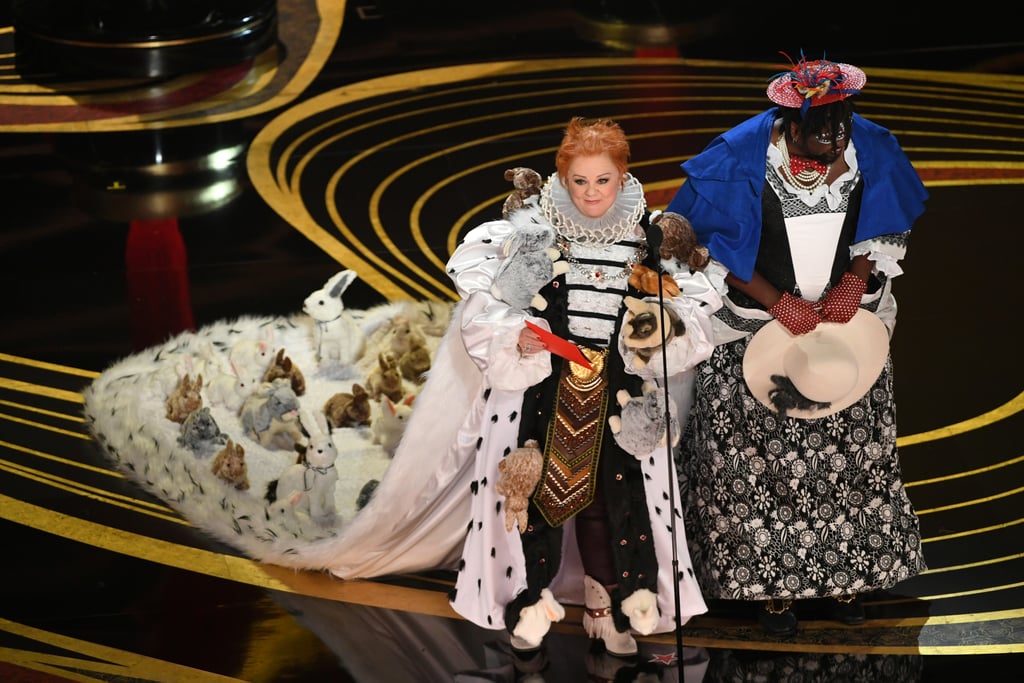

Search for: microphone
xmin=646 ymin=220 xmax=663 ymax=272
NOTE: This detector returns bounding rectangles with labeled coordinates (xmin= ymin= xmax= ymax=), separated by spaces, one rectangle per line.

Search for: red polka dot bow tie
xmin=789 ymin=156 xmax=828 ymax=175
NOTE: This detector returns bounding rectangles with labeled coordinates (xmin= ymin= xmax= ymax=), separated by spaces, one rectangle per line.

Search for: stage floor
xmin=2 ymin=2 xmax=1023 ymax=680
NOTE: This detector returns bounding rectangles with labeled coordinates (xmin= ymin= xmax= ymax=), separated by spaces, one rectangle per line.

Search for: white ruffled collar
xmin=539 ymin=172 xmax=646 ymax=246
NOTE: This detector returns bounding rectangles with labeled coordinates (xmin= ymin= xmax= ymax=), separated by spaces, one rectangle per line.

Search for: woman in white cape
xmin=429 ymin=117 xmax=721 ymax=657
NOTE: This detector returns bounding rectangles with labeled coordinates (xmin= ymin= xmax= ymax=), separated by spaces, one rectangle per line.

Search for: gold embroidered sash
xmin=533 ymin=348 xmax=609 ymax=527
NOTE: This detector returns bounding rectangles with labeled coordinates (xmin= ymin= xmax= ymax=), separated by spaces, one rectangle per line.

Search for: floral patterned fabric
xmin=705 ymin=649 xmax=925 ymax=682
xmin=679 ymin=335 xmax=926 ymax=600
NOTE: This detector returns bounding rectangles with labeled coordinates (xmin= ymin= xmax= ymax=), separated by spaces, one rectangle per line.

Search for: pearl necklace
xmin=775 ymin=134 xmax=831 ymax=191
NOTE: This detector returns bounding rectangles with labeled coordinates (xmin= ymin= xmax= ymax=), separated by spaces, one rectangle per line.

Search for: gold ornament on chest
xmin=567 ymin=348 xmax=607 ymax=391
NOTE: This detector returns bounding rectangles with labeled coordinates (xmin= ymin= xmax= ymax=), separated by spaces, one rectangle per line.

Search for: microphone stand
xmin=649 ymin=224 xmax=685 ymax=680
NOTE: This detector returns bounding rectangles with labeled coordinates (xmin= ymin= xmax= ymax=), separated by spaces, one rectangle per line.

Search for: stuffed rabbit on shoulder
xmin=489 ymin=224 xmax=569 ymax=311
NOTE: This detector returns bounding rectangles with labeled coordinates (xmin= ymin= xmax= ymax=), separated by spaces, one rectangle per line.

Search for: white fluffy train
xmin=84 ymin=270 xmax=467 ymax=576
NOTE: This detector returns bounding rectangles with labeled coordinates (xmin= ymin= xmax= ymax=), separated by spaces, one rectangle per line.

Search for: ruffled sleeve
xmin=446 ymin=211 xmax=554 ymax=391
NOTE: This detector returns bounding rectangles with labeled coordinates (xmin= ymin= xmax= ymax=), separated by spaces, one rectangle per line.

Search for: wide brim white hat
xmin=743 ymin=309 xmax=889 ymax=420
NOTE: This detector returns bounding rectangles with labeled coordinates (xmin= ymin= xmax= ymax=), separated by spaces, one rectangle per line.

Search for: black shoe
xmin=830 ymin=595 xmax=866 ymax=625
xmin=757 ymin=599 xmax=797 ymax=636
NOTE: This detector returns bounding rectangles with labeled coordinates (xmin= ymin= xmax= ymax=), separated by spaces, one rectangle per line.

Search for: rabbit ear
xmin=327 ymin=270 xmax=358 ymax=298
xmin=299 ymin=409 xmax=318 ymax=436
xmin=315 ymin=410 xmax=330 ymax=435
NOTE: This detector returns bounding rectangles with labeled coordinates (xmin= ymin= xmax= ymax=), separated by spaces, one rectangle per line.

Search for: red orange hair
xmin=554 ymin=117 xmax=630 ymax=185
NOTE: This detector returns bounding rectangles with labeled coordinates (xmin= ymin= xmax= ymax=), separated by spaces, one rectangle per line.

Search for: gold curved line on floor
xmin=911 ymin=147 xmax=1024 ymax=158
xmin=892 ymin=112 xmax=1024 ymax=131
xmin=0 ymin=352 xmax=98 ymax=377
xmin=3 ymin=494 xmax=290 ymax=588
xmin=0 ymin=413 xmax=91 ymax=440
xmin=923 ymin=552 xmax=1024 ymax=574
xmin=911 ymin=454 xmax=1024 ymax=487
xmin=448 ymin=190 xmax=517 ymax=257
xmin=927 ymin=516 xmax=1023 ymax=543
xmin=0 ymin=399 xmax=84 ymax=423
xmin=250 ymin=142 xmax=413 ymax=301
xmin=0 ymin=380 xmax=84 ymax=403
xmin=896 ymin=579 xmax=1024 ymax=603
xmin=899 ymin=388 xmax=1024 ymax=447
xmin=326 ymin=161 xmax=442 ymax=300
xmin=915 ymin=580 xmax=1024 ymax=602
xmin=2 ymin=494 xmax=460 ymax=618
xmin=926 ymin=177 xmax=1024 ymax=188
xmin=2 ymin=617 xmax=242 ymax=682
xmin=0 ymin=455 xmax=151 ymax=507
xmin=925 ymin=607 xmax=1024 ymax=624
xmin=917 ymin=161 xmax=1024 ymax=172
xmin=0 ymin=462 xmax=181 ymax=522
xmin=865 ymin=66 xmax=1024 ymax=91
xmin=663 ymin=636 xmax=1010 ymax=657
xmin=916 ymin=485 xmax=1023 ymax=515
xmin=339 ymin=111 xmax=569 ymax=295
xmin=283 ymin=0 xmax=348 ymax=105
xmin=259 ymin=565 xmax=459 ymax=618
xmin=0 ymin=438 xmax=125 ymax=477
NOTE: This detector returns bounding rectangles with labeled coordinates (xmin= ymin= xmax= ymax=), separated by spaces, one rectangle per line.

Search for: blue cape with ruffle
xmin=666 ymin=109 xmax=928 ymax=282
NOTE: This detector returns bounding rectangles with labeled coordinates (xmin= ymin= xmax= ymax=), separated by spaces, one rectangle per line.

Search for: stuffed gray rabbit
xmin=489 ymin=225 xmax=569 ymax=311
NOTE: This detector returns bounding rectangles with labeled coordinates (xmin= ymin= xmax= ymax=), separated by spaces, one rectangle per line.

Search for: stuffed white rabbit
xmin=371 ymin=393 xmax=415 ymax=456
xmin=267 ymin=410 xmax=339 ymax=526
xmin=304 ymin=270 xmax=366 ymax=368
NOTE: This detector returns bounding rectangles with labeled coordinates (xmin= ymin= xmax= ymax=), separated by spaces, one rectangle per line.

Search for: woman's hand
xmin=820 ymin=272 xmax=867 ymax=323
xmin=768 ymin=292 xmax=823 ymax=335
xmin=517 ymin=327 xmax=547 ymax=355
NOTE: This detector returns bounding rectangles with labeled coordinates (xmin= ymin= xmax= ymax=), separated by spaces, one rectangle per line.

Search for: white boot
xmin=511 ymin=588 xmax=565 ymax=651
xmin=620 ymin=588 xmax=659 ymax=635
xmin=582 ymin=575 xmax=638 ymax=657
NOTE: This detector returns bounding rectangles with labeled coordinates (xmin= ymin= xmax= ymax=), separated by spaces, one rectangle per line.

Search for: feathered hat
xmin=767 ymin=51 xmax=866 ymax=115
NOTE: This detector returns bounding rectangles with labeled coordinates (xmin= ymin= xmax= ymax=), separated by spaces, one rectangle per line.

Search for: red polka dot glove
xmin=768 ymin=292 xmax=823 ymax=335
xmin=820 ymin=272 xmax=867 ymax=323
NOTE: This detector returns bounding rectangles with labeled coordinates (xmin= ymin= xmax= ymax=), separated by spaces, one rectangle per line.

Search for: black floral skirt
xmin=679 ymin=336 xmax=927 ymax=601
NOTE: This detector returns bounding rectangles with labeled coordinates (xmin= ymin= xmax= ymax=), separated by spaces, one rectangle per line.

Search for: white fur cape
xmin=83 ymin=299 xmax=482 ymax=578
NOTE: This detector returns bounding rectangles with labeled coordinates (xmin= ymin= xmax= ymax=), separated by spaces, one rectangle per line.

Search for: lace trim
xmin=539 ymin=172 xmax=646 ymax=246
